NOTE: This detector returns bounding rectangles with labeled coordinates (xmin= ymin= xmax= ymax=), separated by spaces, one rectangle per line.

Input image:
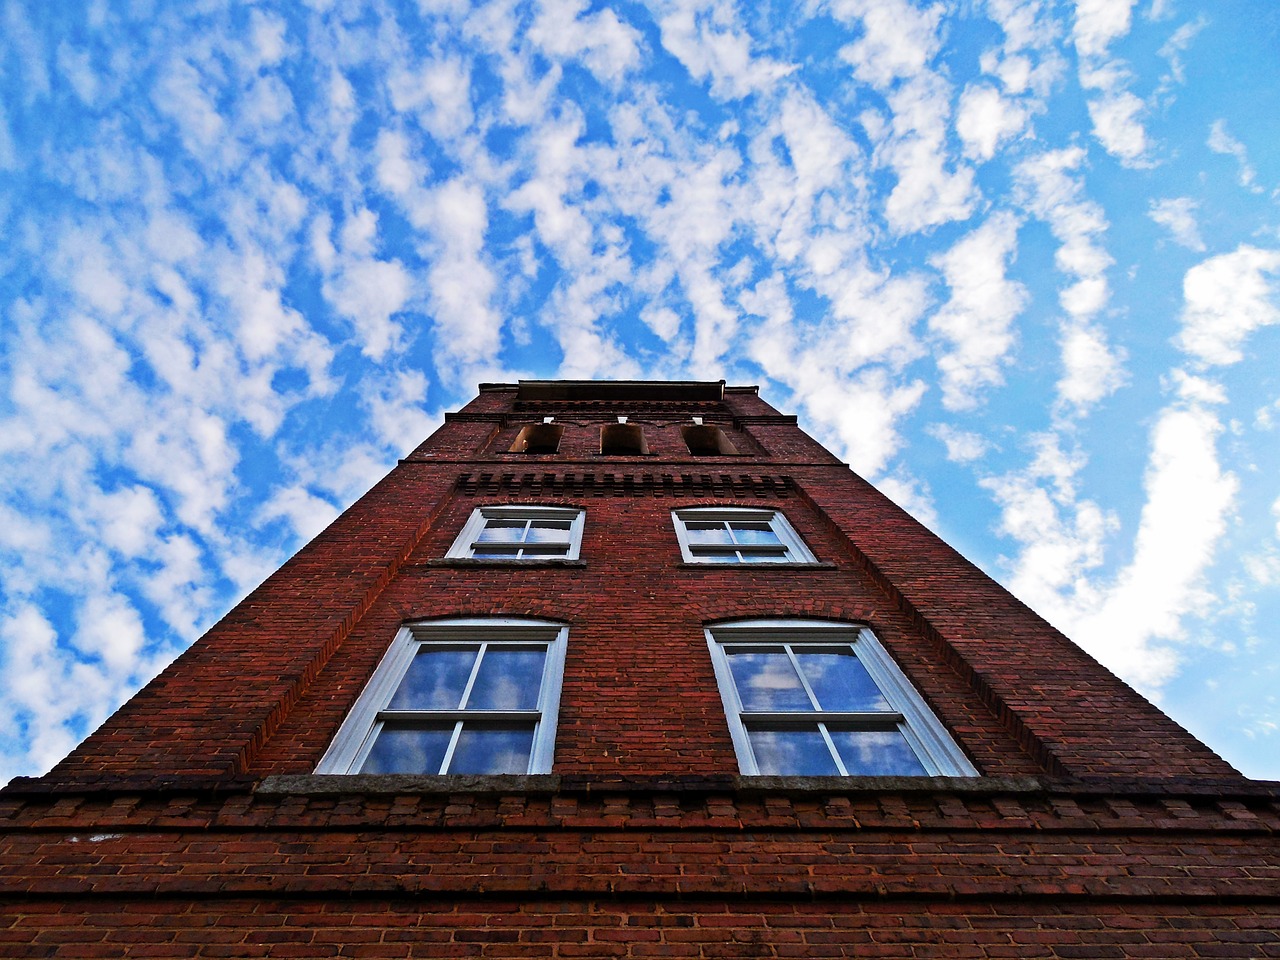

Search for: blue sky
xmin=1 ymin=0 xmax=1278 ymax=784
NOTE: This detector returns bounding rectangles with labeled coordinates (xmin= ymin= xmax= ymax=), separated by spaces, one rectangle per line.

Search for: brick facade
xmin=3 ymin=381 xmax=1277 ymax=957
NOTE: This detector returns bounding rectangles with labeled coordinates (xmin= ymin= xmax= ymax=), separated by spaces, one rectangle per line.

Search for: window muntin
xmin=672 ymin=508 xmax=817 ymax=564
xmin=316 ymin=619 xmax=568 ymax=776
xmin=707 ymin=621 xmax=977 ymax=777
xmin=447 ymin=506 xmax=585 ymax=560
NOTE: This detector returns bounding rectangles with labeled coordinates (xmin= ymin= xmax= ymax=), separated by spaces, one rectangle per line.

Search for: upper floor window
xmin=706 ymin=620 xmax=977 ymax=777
xmin=672 ymin=507 xmax=817 ymax=564
xmin=682 ymin=422 xmax=737 ymax=455
xmin=600 ymin=418 xmax=648 ymax=455
xmin=316 ymin=619 xmax=568 ymax=776
xmin=509 ymin=421 xmax=564 ymax=453
xmin=447 ymin=505 xmax=585 ymax=560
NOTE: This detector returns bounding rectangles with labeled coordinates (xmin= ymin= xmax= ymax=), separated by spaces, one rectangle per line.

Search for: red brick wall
xmin=3 ymin=782 xmax=1278 ymax=957
xmin=35 ymin=383 xmax=1235 ymax=786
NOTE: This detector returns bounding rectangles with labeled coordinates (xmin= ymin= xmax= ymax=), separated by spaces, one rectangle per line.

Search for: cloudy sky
xmin=2 ymin=0 xmax=1278 ymax=784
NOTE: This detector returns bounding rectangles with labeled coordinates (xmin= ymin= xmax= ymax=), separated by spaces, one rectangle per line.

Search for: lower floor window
xmin=706 ymin=620 xmax=977 ymax=777
xmin=316 ymin=619 xmax=568 ymax=776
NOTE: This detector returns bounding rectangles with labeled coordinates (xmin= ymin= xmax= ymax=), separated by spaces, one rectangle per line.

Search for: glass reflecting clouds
xmin=794 ymin=649 xmax=891 ymax=712
xmin=728 ymin=522 xmax=781 ymax=545
xmin=388 ymin=647 xmax=477 ymax=710
xmin=685 ymin=521 xmax=733 ymax=545
xmin=749 ymin=728 xmax=840 ymax=776
xmin=450 ymin=724 xmax=535 ymax=774
xmin=360 ymin=725 xmax=452 ymax=774
xmin=476 ymin=520 xmax=526 ymax=542
xmin=829 ymin=729 xmax=926 ymax=775
xmin=524 ymin=520 xmax=572 ymax=542
xmin=726 ymin=649 xmax=812 ymax=711
xmin=468 ymin=647 xmax=545 ymax=709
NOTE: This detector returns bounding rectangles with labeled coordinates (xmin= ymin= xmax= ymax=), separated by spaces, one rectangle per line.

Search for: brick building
xmin=3 ymin=379 xmax=1278 ymax=957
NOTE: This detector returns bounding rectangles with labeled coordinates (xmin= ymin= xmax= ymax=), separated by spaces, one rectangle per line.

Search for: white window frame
xmin=672 ymin=507 xmax=818 ymax=564
xmin=446 ymin=505 xmax=586 ymax=560
xmin=316 ymin=618 xmax=569 ymax=775
xmin=706 ymin=620 xmax=977 ymax=777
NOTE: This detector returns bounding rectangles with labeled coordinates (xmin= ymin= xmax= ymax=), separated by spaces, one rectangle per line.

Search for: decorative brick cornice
xmin=453 ymin=471 xmax=797 ymax=498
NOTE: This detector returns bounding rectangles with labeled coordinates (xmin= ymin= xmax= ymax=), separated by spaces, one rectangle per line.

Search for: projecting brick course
xmin=4 ymin=381 xmax=1275 ymax=956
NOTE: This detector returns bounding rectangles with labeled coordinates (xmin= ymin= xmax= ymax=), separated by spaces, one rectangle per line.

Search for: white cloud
xmin=1071 ymin=0 xmax=1134 ymax=58
xmin=247 ymin=9 xmax=290 ymax=68
xmin=1086 ymin=88 xmax=1149 ymax=164
xmin=1177 ymin=245 xmax=1280 ymax=366
xmin=389 ymin=55 xmax=474 ymax=139
xmin=256 ymin=485 xmax=340 ymax=546
xmin=835 ymin=0 xmax=944 ymax=87
xmin=955 ymin=83 xmax=1028 ymax=160
xmin=56 ymin=41 xmax=98 ymax=106
xmin=1070 ymin=402 xmax=1237 ymax=687
xmin=529 ymin=0 xmax=643 ymax=84
xmin=1 ymin=605 xmax=78 ymax=778
xmin=1208 ymin=120 xmax=1260 ymax=191
xmin=927 ymin=423 xmax=990 ymax=463
xmin=361 ymin=368 xmax=440 ymax=452
xmin=657 ymin=0 xmax=796 ymax=99
xmin=0 ymin=102 xmax=18 ymax=171
xmin=928 ymin=212 xmax=1028 ymax=409
xmin=151 ymin=57 xmax=227 ymax=158
xmin=1057 ymin=320 xmax=1126 ymax=410
xmin=830 ymin=0 xmax=976 ymax=233
xmin=1014 ymin=148 xmax=1126 ymax=412
xmin=1069 ymin=0 xmax=1152 ymax=166
xmin=1148 ymin=197 xmax=1205 ymax=251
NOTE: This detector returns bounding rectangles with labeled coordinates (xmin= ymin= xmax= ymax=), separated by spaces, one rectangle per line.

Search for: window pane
xmin=477 ymin=520 xmax=527 ymax=543
xmin=794 ymin=649 xmax=892 ymax=712
xmin=471 ymin=546 xmax=522 ymax=558
xmin=738 ymin=550 xmax=790 ymax=562
xmin=359 ymin=725 xmax=453 ymax=775
xmin=517 ymin=545 xmax=569 ymax=557
xmin=466 ymin=646 xmax=546 ymax=709
xmin=726 ymin=649 xmax=813 ymax=711
xmin=449 ymin=724 xmax=536 ymax=774
xmin=387 ymin=647 xmax=478 ymax=710
xmin=829 ymin=729 xmax=927 ymax=776
xmin=748 ymin=727 xmax=839 ymax=776
xmin=524 ymin=520 xmax=572 ymax=542
xmin=684 ymin=521 xmax=733 ymax=544
xmin=727 ymin=522 xmax=782 ymax=546
xmin=690 ymin=549 xmax=740 ymax=563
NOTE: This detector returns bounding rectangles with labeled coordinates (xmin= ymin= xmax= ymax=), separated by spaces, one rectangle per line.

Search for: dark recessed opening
xmin=509 ymin=423 xmax=564 ymax=454
xmin=600 ymin=423 xmax=648 ymax=455
xmin=682 ymin=424 xmax=737 ymax=455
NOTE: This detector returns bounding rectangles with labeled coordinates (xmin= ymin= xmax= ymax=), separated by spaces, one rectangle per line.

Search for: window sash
xmin=706 ymin=621 xmax=977 ymax=777
xmin=673 ymin=508 xmax=816 ymax=564
xmin=317 ymin=620 xmax=568 ymax=776
xmin=448 ymin=506 xmax=585 ymax=560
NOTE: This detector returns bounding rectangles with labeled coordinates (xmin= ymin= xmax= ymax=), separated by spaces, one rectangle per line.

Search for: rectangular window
xmin=600 ymin=422 xmax=648 ymax=454
xmin=672 ymin=507 xmax=817 ymax=564
xmin=682 ymin=423 xmax=737 ymax=455
xmin=707 ymin=620 xmax=977 ymax=777
xmin=509 ymin=422 xmax=564 ymax=453
xmin=447 ymin=505 xmax=585 ymax=560
xmin=316 ymin=619 xmax=568 ymax=776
